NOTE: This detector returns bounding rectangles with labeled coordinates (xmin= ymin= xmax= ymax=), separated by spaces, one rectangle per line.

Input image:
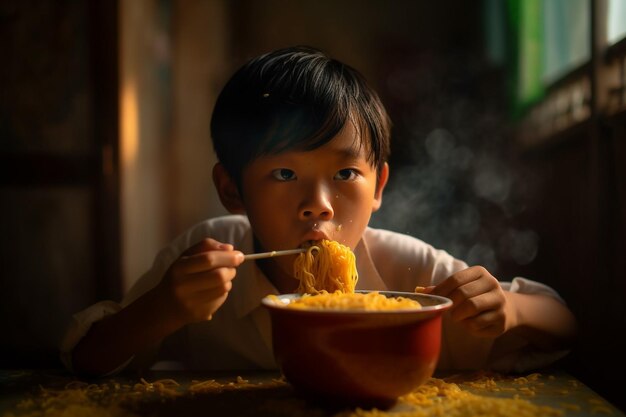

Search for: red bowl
xmin=262 ymin=291 xmax=452 ymax=408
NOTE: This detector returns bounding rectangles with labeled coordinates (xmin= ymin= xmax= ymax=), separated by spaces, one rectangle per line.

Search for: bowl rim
xmin=261 ymin=290 xmax=452 ymax=314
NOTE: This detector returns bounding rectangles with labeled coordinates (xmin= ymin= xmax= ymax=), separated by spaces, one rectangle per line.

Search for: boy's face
xmin=234 ymin=121 xmax=388 ymax=281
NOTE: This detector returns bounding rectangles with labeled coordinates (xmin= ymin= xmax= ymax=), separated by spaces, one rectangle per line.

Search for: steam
xmin=371 ymin=127 xmax=539 ymax=275
xmin=365 ymin=50 xmax=543 ymax=277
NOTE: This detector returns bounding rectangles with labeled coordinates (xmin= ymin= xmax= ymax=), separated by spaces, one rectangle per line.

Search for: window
xmin=607 ymin=0 xmax=626 ymax=44
xmin=485 ymin=0 xmax=626 ymax=144
xmin=543 ymin=0 xmax=590 ymax=85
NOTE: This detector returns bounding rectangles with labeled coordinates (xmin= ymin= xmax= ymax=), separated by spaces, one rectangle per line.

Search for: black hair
xmin=210 ymin=46 xmax=391 ymax=185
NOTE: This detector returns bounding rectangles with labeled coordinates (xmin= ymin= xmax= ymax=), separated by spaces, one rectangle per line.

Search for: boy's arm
xmin=432 ymin=266 xmax=577 ymax=352
xmin=502 ymin=291 xmax=577 ymax=351
xmin=72 ymin=239 xmax=244 ymax=376
xmin=72 ymin=285 xmax=185 ymax=375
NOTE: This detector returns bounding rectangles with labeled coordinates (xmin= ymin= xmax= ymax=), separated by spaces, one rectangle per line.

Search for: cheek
xmin=337 ymin=182 xmax=378 ymax=213
xmin=243 ymin=182 xmax=280 ymax=212
xmin=243 ymin=188 xmax=293 ymax=234
xmin=246 ymin=201 xmax=282 ymax=233
xmin=334 ymin=191 xmax=376 ymax=247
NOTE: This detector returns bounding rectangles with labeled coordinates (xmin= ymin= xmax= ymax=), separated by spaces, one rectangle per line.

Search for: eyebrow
xmin=334 ymin=144 xmax=365 ymax=161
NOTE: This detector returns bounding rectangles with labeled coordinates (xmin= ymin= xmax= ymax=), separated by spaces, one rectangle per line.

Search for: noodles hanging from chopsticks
xmin=293 ymin=240 xmax=357 ymax=294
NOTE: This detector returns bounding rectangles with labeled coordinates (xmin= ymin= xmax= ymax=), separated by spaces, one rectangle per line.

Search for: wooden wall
xmin=515 ymin=114 xmax=626 ymax=410
xmin=0 ymin=0 xmax=120 ymax=366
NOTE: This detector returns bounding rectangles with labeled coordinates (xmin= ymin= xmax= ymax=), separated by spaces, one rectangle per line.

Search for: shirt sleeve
xmin=501 ymin=276 xmax=565 ymax=303
xmin=59 ymin=300 xmax=134 ymax=376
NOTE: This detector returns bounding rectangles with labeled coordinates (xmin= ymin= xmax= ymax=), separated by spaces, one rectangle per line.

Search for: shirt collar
xmin=354 ymin=233 xmax=389 ymax=291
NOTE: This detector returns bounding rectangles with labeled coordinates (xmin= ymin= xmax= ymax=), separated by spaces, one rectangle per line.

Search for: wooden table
xmin=1 ymin=368 xmax=623 ymax=416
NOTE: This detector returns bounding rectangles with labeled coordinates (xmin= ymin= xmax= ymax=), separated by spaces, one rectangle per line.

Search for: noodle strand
xmin=293 ymin=240 xmax=358 ymax=294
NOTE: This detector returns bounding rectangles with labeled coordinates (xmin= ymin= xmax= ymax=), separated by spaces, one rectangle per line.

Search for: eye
xmin=334 ymin=168 xmax=358 ymax=181
xmin=271 ymin=168 xmax=297 ymax=181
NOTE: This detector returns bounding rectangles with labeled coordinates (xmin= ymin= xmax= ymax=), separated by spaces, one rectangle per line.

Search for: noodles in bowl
xmin=266 ymin=290 xmax=423 ymax=311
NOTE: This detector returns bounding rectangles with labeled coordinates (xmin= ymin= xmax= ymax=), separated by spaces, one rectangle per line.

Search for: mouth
xmin=300 ymin=230 xmax=330 ymax=248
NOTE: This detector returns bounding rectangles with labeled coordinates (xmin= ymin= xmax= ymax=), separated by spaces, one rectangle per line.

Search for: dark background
xmin=1 ymin=0 xmax=625 ymax=411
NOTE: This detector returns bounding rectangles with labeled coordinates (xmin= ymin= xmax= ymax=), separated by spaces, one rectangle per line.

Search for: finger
xmin=433 ymin=267 xmax=482 ymax=297
xmin=432 ymin=266 xmax=486 ymax=298
xmin=176 ymin=267 xmax=237 ymax=293
xmin=176 ymin=250 xmax=244 ymax=275
xmin=195 ymin=283 xmax=234 ymax=302
xmin=183 ymin=290 xmax=230 ymax=322
xmin=446 ymin=277 xmax=499 ymax=307
xmin=187 ymin=280 xmax=234 ymax=304
xmin=450 ymin=292 xmax=502 ymax=322
xmin=183 ymin=238 xmax=234 ymax=256
xmin=432 ymin=270 xmax=478 ymax=301
xmin=463 ymin=310 xmax=506 ymax=337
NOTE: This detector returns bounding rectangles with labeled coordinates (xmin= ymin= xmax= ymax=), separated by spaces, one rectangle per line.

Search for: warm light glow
xmin=120 ymin=79 xmax=139 ymax=168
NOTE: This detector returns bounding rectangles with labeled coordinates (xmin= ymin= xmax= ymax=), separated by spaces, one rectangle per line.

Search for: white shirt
xmin=60 ymin=215 xmax=567 ymax=374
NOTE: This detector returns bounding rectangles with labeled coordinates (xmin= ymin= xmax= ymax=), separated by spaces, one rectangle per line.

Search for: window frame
xmin=516 ymin=0 xmax=626 ymax=147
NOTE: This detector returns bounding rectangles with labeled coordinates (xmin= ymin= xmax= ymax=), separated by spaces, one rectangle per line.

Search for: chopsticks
xmin=243 ymin=248 xmax=307 ymax=261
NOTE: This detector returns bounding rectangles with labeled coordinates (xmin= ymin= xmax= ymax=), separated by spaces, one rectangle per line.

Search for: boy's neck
xmin=252 ymin=237 xmax=300 ymax=294
xmin=256 ymin=258 xmax=300 ymax=294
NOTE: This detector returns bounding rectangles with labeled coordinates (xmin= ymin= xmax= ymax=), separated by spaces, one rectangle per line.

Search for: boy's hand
xmin=431 ymin=266 xmax=517 ymax=338
xmin=156 ymin=238 xmax=244 ymax=325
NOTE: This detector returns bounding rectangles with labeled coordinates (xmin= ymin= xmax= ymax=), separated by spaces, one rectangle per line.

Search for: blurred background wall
xmin=1 ymin=0 xmax=625 ymax=411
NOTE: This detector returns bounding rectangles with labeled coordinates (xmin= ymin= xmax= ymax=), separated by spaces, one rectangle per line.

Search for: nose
xmin=298 ymin=182 xmax=334 ymax=221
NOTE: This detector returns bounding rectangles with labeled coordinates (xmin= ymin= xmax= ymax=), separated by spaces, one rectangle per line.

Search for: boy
xmin=62 ymin=46 xmax=577 ymax=376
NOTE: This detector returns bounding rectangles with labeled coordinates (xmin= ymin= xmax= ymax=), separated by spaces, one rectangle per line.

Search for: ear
xmin=372 ymin=162 xmax=389 ymax=212
xmin=212 ymin=163 xmax=246 ymax=214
